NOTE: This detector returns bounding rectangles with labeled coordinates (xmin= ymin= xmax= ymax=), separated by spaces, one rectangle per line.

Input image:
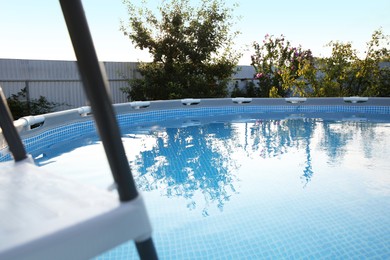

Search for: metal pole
xmin=59 ymin=0 xmax=137 ymax=202
xmin=0 ymin=86 xmax=27 ymax=162
xmin=58 ymin=1 xmax=158 ymax=259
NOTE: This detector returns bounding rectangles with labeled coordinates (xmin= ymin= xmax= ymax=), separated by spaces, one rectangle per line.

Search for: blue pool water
xmin=2 ymin=107 xmax=390 ymax=259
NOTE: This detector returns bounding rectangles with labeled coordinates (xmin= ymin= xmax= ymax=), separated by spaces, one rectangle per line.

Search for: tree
xmin=120 ymin=0 xmax=241 ymax=100
xmin=250 ymin=29 xmax=390 ymax=98
xmin=316 ymin=41 xmax=359 ymax=96
xmin=354 ymin=29 xmax=390 ymax=96
xmin=250 ymin=34 xmax=315 ymax=97
xmin=316 ymin=29 xmax=390 ymax=97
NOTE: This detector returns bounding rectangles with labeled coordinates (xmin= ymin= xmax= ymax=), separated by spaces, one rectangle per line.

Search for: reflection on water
xmin=129 ymin=124 xmax=240 ymax=217
xmin=248 ymin=119 xmax=316 ymax=186
xmin=126 ymin=116 xmax=389 ymax=215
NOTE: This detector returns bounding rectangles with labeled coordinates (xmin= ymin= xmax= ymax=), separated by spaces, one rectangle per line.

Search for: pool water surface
xmin=29 ymin=112 xmax=390 ymax=259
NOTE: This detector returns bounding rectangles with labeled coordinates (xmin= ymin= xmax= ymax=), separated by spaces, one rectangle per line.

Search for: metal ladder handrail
xmin=0 ymin=86 xmax=27 ymax=162
xmin=59 ymin=0 xmax=158 ymax=258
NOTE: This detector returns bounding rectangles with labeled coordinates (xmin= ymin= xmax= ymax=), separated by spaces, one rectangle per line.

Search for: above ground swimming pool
xmin=1 ymin=98 xmax=390 ymax=259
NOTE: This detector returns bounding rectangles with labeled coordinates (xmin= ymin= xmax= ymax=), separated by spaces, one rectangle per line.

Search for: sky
xmin=0 ymin=0 xmax=389 ymax=65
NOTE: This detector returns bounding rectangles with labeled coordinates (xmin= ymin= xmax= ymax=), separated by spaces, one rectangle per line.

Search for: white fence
xmin=0 ymin=59 xmax=255 ymax=111
xmin=0 ymin=59 xmax=141 ymax=111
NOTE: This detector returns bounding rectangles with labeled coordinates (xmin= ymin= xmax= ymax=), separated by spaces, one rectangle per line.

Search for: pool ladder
xmin=0 ymin=0 xmax=158 ymax=259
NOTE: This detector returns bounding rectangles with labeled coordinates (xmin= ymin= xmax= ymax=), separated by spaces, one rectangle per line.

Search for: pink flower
xmin=255 ymin=73 xmax=263 ymax=79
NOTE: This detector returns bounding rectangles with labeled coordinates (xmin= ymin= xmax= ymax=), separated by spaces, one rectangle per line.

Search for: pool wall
xmin=1 ymin=97 xmax=389 ymax=162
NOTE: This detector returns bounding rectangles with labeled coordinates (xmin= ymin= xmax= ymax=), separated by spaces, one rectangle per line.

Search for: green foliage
xmin=120 ymin=0 xmax=241 ymax=100
xmin=315 ymin=29 xmax=390 ymax=97
xmin=249 ymin=29 xmax=390 ymax=98
xmin=250 ymin=34 xmax=315 ymax=97
xmin=230 ymin=80 xmax=257 ymax=98
xmin=354 ymin=29 xmax=390 ymax=96
xmin=230 ymin=81 xmax=244 ymax=98
xmin=6 ymin=88 xmax=60 ymax=119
